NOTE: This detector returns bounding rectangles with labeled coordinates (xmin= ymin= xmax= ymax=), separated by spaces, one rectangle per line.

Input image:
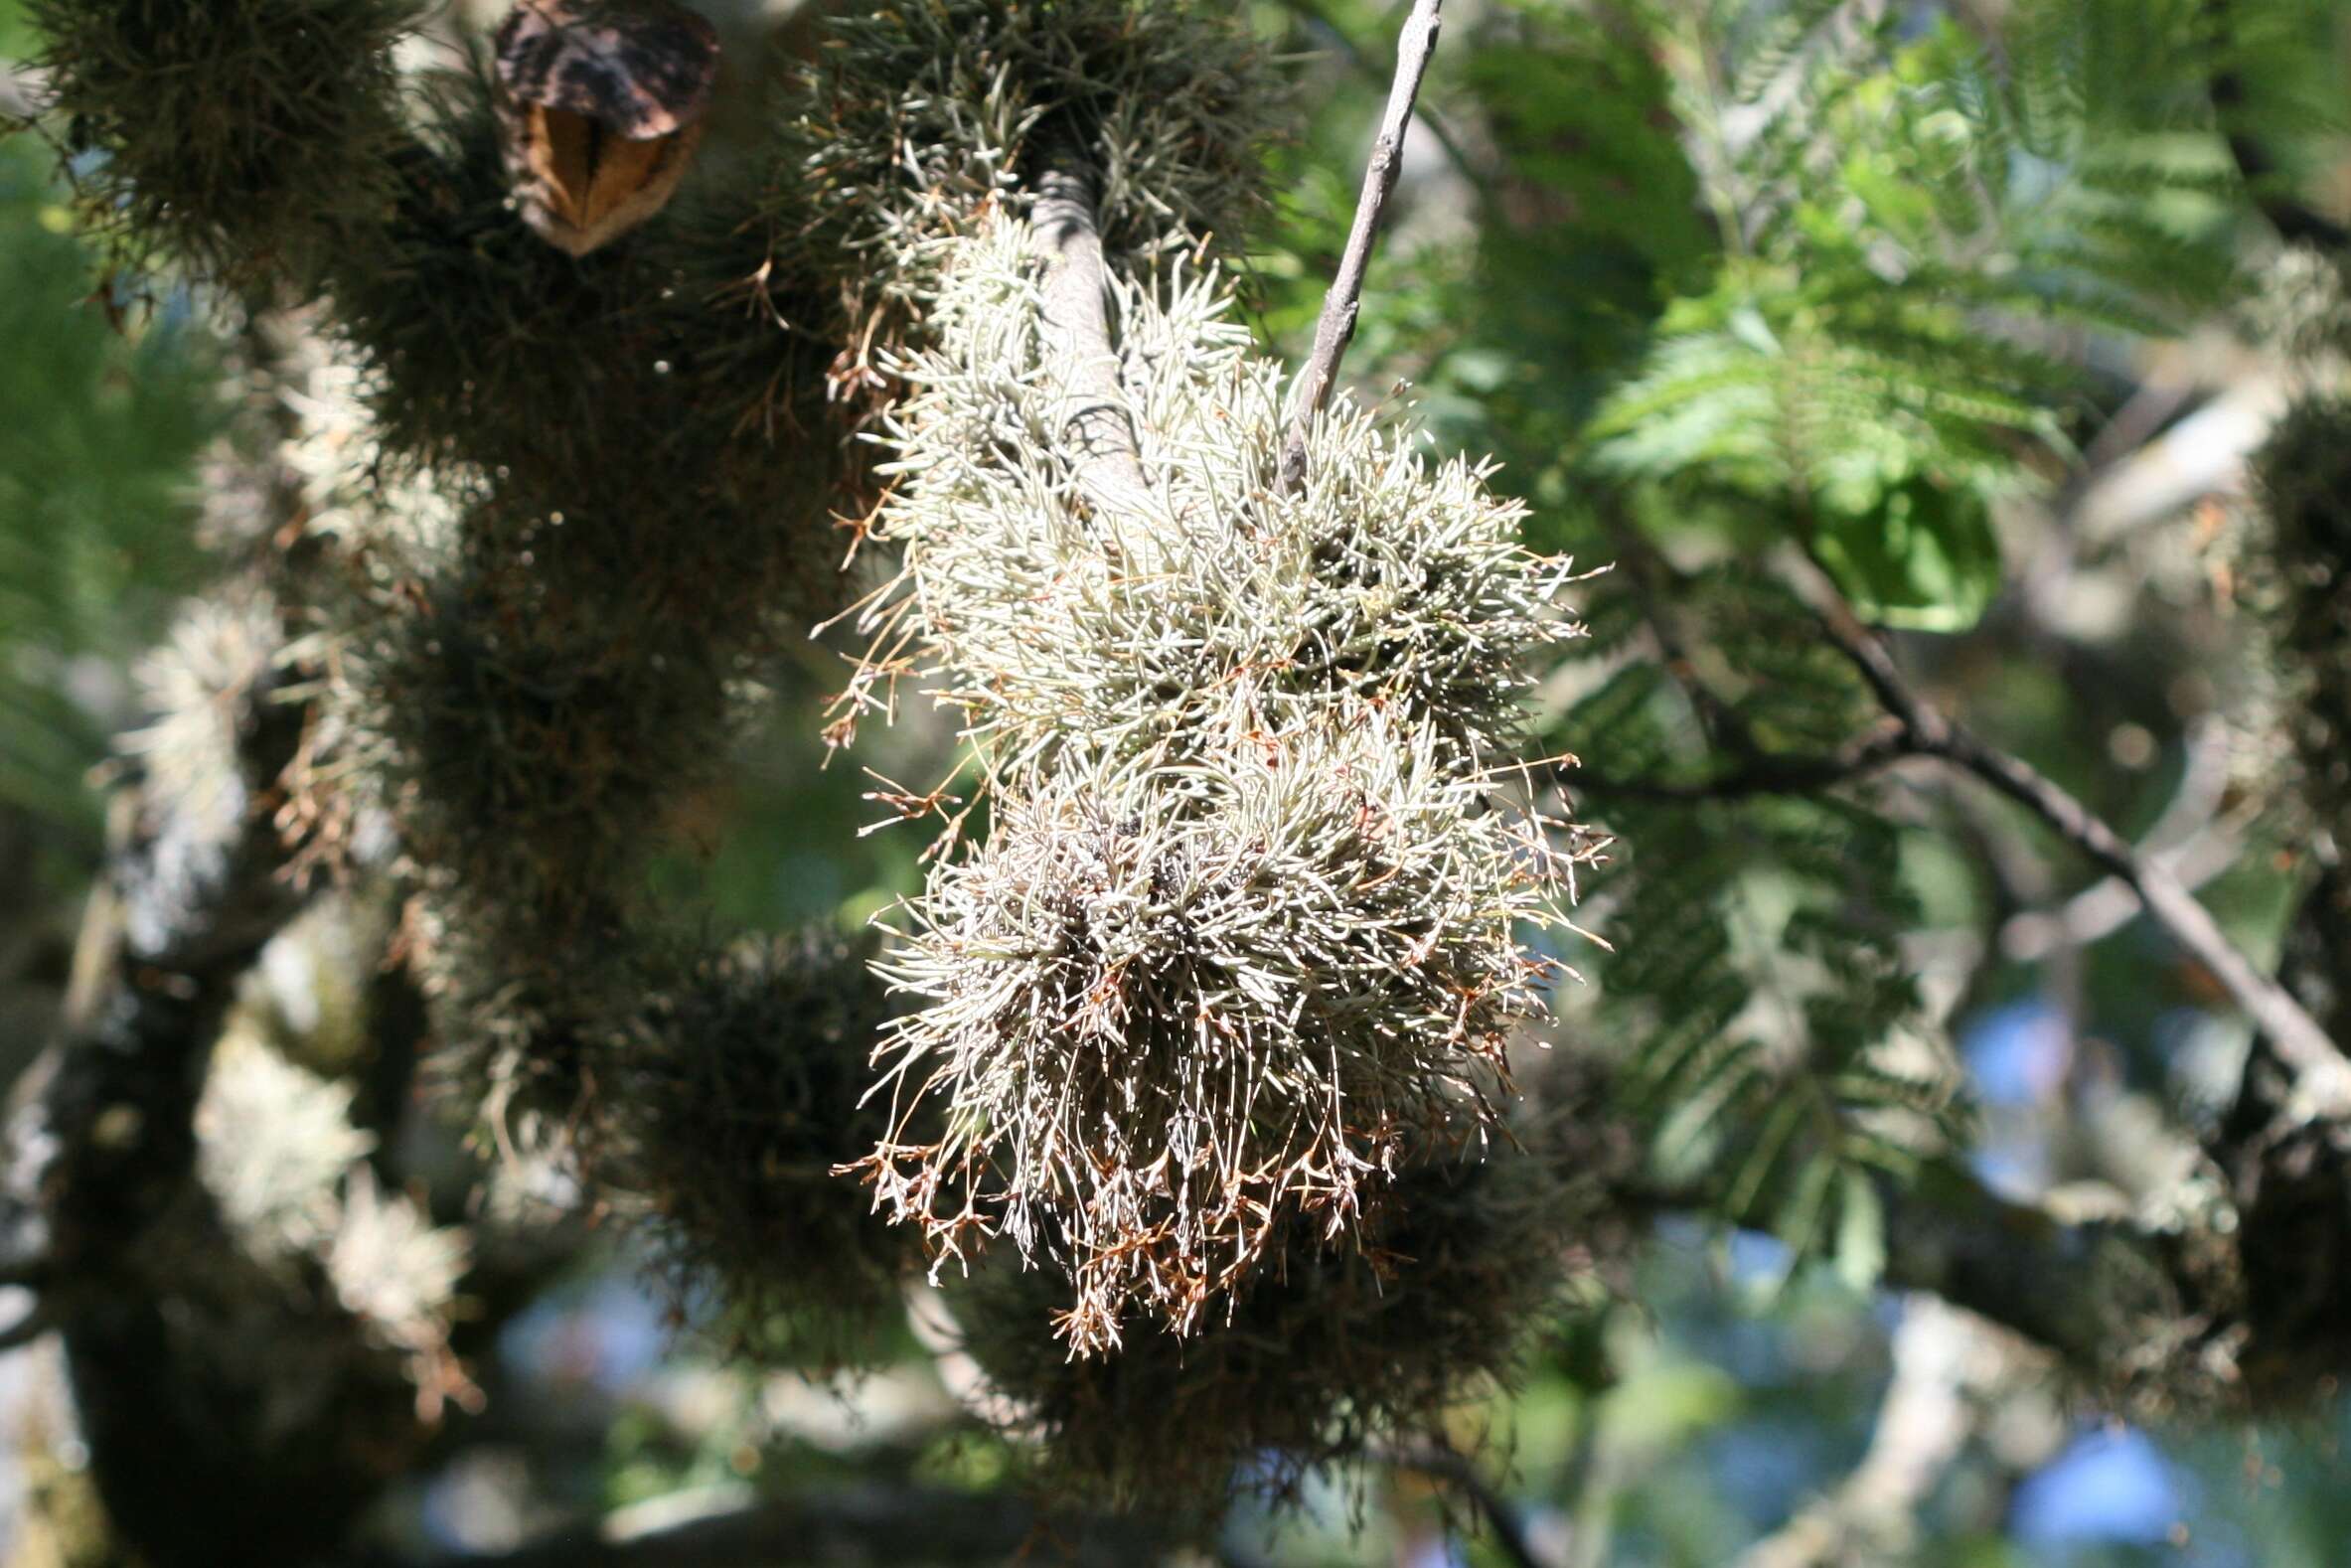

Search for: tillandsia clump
xmin=947 ymin=1121 xmax=1602 ymax=1512
xmin=853 ymin=215 xmax=1601 ymax=1353
xmin=29 ymin=0 xmax=422 ymax=289
xmin=866 ymin=702 xmax=1575 ymax=1351
xmin=858 ymin=223 xmax=1579 ymax=776
xmin=606 ymin=929 xmax=918 ymax=1360
xmin=761 ymin=0 xmax=1275 ymax=404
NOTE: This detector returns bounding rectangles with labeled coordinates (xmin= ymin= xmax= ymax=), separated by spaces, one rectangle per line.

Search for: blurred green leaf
xmin=1832 ymin=1168 xmax=1885 ymax=1293
xmin=0 ymin=138 xmax=221 ymax=832
xmin=1810 ymin=472 xmax=2003 ymax=632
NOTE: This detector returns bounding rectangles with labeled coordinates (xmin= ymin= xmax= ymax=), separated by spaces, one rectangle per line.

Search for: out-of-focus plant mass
xmin=3 ymin=0 xmax=2351 ymax=1564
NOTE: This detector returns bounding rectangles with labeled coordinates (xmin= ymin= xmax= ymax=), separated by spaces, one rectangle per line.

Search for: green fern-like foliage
xmin=0 ymin=143 xmax=219 ymax=833
xmin=1557 ymin=567 xmax=1965 ymax=1283
xmin=1521 ymin=0 xmax=2280 ymax=1277
xmin=1587 ymin=0 xmax=2246 ymax=630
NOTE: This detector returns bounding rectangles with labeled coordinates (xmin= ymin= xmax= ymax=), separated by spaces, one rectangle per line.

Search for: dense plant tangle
xmin=11 ymin=0 xmax=1614 ymax=1535
xmin=949 ymin=1113 xmax=1606 ymax=1509
xmin=845 ymin=211 xmax=1600 ymax=1353
xmin=17 ymin=0 xmax=2351 ymax=1561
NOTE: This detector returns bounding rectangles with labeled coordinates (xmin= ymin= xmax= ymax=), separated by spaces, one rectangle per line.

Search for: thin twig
xmin=1998 ymin=716 xmax=2245 ymax=963
xmin=1798 ymin=574 xmax=2351 ymax=1109
xmin=1379 ymin=1444 xmax=1550 ymax=1568
xmin=1279 ymin=0 xmax=1444 ymax=495
xmin=1925 ymin=724 xmax=2347 ymax=1098
xmin=1999 ymin=827 xmax=2245 ymax=964
xmin=1564 ymin=723 xmax=1910 ymax=802
xmin=1274 ymin=0 xmax=1489 ymax=206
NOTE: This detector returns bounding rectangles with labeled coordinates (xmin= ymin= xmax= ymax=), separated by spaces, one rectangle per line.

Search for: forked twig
xmin=1797 ymin=570 xmax=2351 ymax=1110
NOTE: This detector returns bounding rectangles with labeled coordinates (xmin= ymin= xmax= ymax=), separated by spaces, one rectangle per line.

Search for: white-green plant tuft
xmin=847 ymin=215 xmax=1601 ymax=1352
xmin=845 ymin=220 xmax=1580 ymax=781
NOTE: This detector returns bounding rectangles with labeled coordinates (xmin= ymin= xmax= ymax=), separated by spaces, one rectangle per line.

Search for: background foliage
xmin=6 ymin=0 xmax=2351 ymax=1564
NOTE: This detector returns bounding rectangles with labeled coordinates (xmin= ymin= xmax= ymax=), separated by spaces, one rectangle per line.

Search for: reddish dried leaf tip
xmin=494 ymin=0 xmax=720 ymax=141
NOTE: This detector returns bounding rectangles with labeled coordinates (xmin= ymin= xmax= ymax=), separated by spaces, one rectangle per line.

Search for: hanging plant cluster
xmin=29 ymin=0 xmax=1609 ymax=1517
xmin=849 ymin=216 xmax=1603 ymax=1359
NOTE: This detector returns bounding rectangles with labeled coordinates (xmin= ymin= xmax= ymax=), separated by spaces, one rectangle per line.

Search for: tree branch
xmin=1380 ymin=1444 xmax=1551 ymax=1568
xmin=1877 ymin=1159 xmax=2248 ymax=1395
xmin=2207 ymin=0 xmax=2349 ymax=252
xmin=1799 ymin=578 xmax=2351 ymax=1111
xmin=5 ymin=606 xmax=311 ymax=1281
xmin=1563 ymin=723 xmax=1910 ymax=802
xmin=1998 ymin=826 xmax=2245 ymax=965
xmin=0 ymin=599 xmax=463 ymax=1563
xmin=1029 ymin=153 xmax=1162 ymax=544
xmin=1279 ymin=0 xmax=1444 ymax=494
xmin=1735 ymin=1296 xmax=1986 ymax=1568
xmin=407 ymin=1485 xmax=1167 ymax=1568
xmin=1621 ymin=1156 xmax=2218 ymax=1396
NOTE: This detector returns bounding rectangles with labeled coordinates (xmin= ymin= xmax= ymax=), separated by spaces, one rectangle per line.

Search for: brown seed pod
xmin=492 ymin=0 xmax=720 ymax=255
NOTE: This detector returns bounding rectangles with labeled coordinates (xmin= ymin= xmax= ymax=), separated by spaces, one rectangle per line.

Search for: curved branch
xmin=1623 ymin=1159 xmax=2215 ymax=1394
xmin=1028 ymin=154 xmax=1161 ymax=543
xmin=1799 ymin=575 xmax=2351 ymax=1112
